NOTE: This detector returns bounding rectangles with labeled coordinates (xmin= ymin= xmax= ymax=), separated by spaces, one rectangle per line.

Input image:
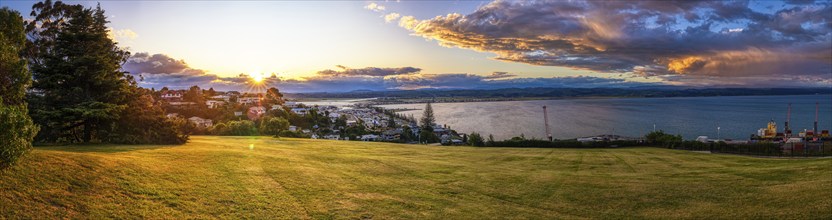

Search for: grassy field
xmin=1 ymin=136 xmax=830 ymax=219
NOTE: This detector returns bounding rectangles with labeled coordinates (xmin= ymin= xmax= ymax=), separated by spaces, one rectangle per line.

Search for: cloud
xmin=123 ymin=53 xmax=267 ymax=90
xmin=315 ymin=65 xmax=421 ymax=77
xmin=388 ymin=0 xmax=832 ymax=86
xmin=125 ymin=52 xmax=205 ymax=75
xmin=384 ymin=13 xmax=401 ymax=23
xmin=123 ymin=53 xmax=650 ymax=92
xmin=123 ymin=53 xmax=826 ymax=93
xmin=364 ymin=2 xmax=386 ymax=12
xmin=385 ymin=74 xmax=642 ymax=90
xmin=483 ymin=71 xmax=516 ymax=79
xmin=107 ymin=28 xmax=138 ymax=43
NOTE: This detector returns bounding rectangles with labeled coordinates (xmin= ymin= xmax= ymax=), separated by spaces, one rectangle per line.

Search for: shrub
xmin=419 ymin=130 xmax=440 ymax=143
xmin=0 ymin=103 xmax=39 ymax=168
xmin=215 ymin=120 xmax=258 ymax=136
xmin=259 ymin=117 xmax=290 ymax=136
xmin=210 ymin=123 xmax=228 ymax=135
xmin=278 ymin=130 xmax=303 ymax=138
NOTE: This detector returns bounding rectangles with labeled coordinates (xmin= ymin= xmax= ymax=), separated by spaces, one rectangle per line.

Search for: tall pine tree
xmin=420 ymin=102 xmax=435 ymax=131
xmin=26 ymin=1 xmax=185 ymax=144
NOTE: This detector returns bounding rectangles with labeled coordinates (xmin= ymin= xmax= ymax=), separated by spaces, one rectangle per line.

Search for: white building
xmin=324 ymin=134 xmax=340 ymax=140
xmin=360 ymin=134 xmax=380 ymax=141
xmin=188 ymin=117 xmax=213 ymax=128
xmin=211 ymin=95 xmax=231 ymax=102
xmin=238 ymin=97 xmax=260 ymax=105
xmin=206 ymin=100 xmax=224 ymax=109
xmin=161 ymin=91 xmax=182 ymax=100
xmin=291 ymin=108 xmax=308 ymax=115
xmin=247 ymin=106 xmax=267 ymax=120
xmin=284 ymin=101 xmax=299 ymax=108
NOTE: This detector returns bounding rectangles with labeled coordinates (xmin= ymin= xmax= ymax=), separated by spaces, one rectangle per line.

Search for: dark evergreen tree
xmin=25 ymin=1 xmax=184 ymax=144
xmin=387 ymin=116 xmax=396 ymax=128
xmin=420 ymin=102 xmax=435 ymax=131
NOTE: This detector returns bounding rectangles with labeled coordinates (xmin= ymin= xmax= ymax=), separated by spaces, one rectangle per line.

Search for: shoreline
xmin=368 ymin=93 xmax=832 ymax=105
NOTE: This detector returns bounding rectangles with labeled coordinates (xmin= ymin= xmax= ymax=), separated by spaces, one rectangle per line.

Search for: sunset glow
xmin=1 ymin=0 xmax=828 ymax=93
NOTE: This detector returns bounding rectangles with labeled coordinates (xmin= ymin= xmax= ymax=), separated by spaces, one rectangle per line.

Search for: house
xmin=161 ymin=91 xmax=183 ymax=100
xmin=234 ymin=111 xmax=243 ymax=117
xmin=271 ymin=105 xmax=283 ymax=110
xmin=165 ymin=113 xmax=179 ymax=119
xmin=328 ymin=112 xmax=341 ymax=119
xmin=324 ymin=134 xmax=340 ymax=140
xmin=360 ymin=134 xmax=380 ymax=141
xmin=188 ymin=116 xmax=213 ymax=128
xmin=284 ymin=101 xmax=298 ymax=108
xmin=346 ymin=120 xmax=357 ymax=126
xmin=288 ymin=125 xmax=298 ymax=132
xmin=382 ymin=129 xmax=402 ymax=140
xmin=301 ymin=129 xmax=311 ymax=134
xmin=247 ymin=106 xmax=267 ymax=120
xmin=211 ymin=95 xmax=230 ymax=102
xmin=577 ymin=137 xmax=602 ymax=142
xmin=291 ymin=108 xmax=308 ymax=115
xmin=311 ymin=134 xmax=320 ymax=139
xmin=168 ymin=102 xmax=197 ymax=108
xmin=238 ymin=97 xmax=260 ymax=105
xmin=206 ymin=100 xmax=224 ymax=109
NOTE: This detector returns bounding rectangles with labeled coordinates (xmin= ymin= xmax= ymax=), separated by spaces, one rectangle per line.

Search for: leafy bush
xmin=485 ymin=139 xmax=640 ymax=148
xmin=278 ymin=130 xmax=304 ymax=138
xmin=210 ymin=123 xmax=228 ymax=135
xmin=419 ymin=130 xmax=440 ymax=143
xmin=1 ymin=8 xmax=39 ymax=168
xmin=0 ymin=103 xmax=39 ymax=168
xmin=259 ymin=117 xmax=290 ymax=136
xmin=213 ymin=120 xmax=258 ymax=136
xmin=645 ymin=130 xmax=683 ymax=147
xmin=105 ymin=92 xmax=188 ymax=144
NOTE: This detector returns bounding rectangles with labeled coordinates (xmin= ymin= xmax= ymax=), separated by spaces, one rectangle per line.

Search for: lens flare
xmin=249 ymin=72 xmax=264 ymax=83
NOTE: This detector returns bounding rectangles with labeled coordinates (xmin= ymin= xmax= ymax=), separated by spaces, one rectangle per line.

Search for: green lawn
xmin=1 ymin=136 xmax=830 ymax=219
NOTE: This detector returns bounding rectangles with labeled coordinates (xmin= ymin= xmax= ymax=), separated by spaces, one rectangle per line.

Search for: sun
xmin=249 ymin=72 xmax=264 ymax=83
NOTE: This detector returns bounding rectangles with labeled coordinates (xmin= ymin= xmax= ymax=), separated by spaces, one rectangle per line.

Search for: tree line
xmin=1 ymin=1 xmax=189 ymax=168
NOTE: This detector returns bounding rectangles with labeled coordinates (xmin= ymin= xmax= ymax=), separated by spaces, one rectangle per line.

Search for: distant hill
xmin=285 ymin=87 xmax=832 ymax=99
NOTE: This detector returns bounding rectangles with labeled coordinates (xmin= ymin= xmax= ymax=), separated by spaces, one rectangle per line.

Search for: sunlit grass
xmin=1 ymin=136 xmax=830 ymax=218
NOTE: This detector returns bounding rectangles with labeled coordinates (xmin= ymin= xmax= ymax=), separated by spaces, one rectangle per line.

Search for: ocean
xmin=379 ymin=95 xmax=832 ymax=140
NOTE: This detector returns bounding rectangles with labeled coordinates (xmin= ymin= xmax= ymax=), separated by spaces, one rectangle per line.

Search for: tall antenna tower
xmin=785 ymin=103 xmax=792 ymax=138
xmin=543 ymin=106 xmax=552 ymax=141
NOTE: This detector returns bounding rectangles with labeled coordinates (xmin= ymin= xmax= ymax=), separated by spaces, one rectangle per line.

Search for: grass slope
xmin=1 ymin=136 xmax=830 ymax=219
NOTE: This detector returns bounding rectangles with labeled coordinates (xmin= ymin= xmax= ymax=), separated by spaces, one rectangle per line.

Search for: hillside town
xmin=158 ymin=86 xmax=464 ymax=144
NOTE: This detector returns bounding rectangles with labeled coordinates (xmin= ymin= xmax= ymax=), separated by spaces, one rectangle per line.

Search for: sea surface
xmin=379 ymin=95 xmax=832 ymax=140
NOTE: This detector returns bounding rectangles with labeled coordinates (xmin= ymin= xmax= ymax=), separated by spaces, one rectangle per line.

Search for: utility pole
xmin=543 ymin=106 xmax=552 ymax=141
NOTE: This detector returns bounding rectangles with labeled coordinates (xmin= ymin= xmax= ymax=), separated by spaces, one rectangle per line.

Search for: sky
xmin=3 ymin=0 xmax=831 ymax=92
